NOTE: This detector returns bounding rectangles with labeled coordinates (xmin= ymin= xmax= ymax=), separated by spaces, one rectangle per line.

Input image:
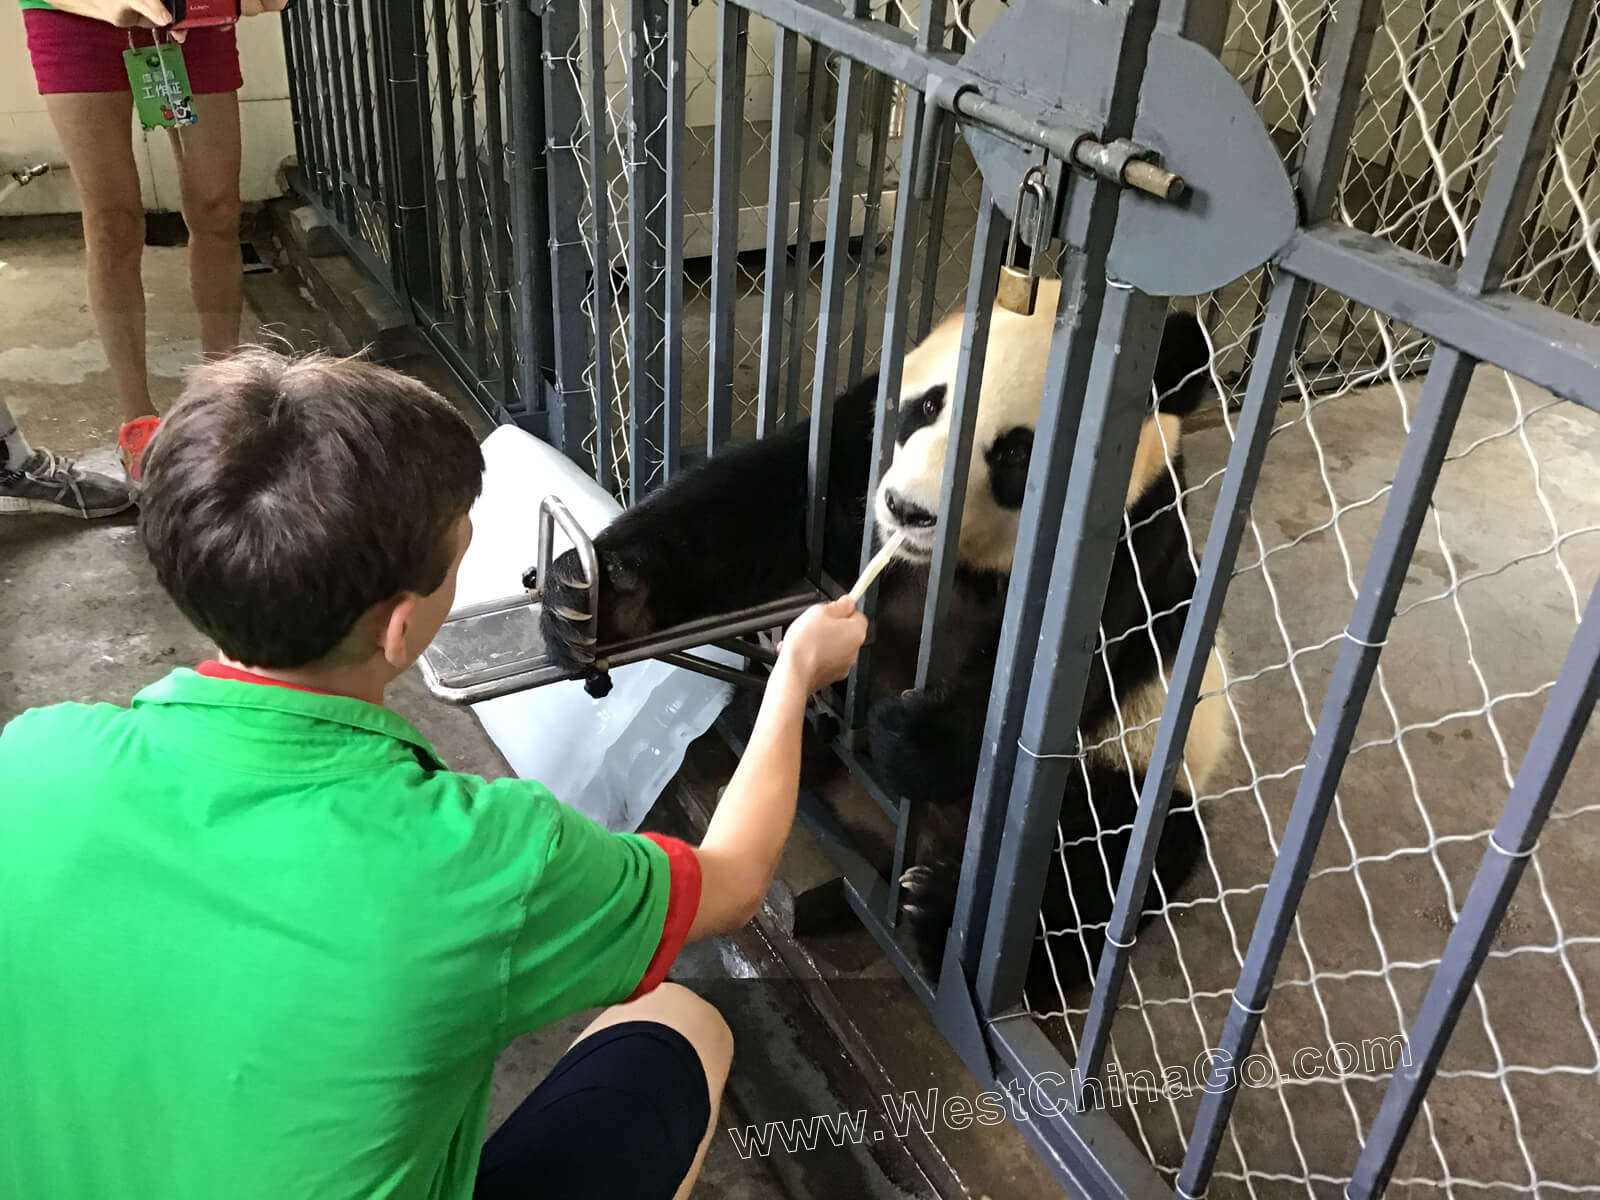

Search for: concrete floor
xmin=0 ymin=214 xmax=782 ymax=1199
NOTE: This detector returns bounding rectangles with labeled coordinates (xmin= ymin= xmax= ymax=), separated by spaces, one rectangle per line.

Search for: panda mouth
xmin=890 ymin=527 xmax=936 ymax=561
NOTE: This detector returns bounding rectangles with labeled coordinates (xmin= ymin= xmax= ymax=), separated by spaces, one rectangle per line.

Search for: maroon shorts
xmin=23 ymin=8 xmax=242 ymax=96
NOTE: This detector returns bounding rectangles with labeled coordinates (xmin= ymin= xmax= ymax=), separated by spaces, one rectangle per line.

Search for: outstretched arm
xmin=689 ymin=597 xmax=869 ymax=939
xmin=541 ymin=373 xmax=880 ymax=665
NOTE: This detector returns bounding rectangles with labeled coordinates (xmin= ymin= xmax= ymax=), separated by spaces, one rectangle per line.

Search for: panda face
xmin=873 ymin=283 xmax=1061 ymax=575
xmin=872 ymin=279 xmax=1197 ymax=577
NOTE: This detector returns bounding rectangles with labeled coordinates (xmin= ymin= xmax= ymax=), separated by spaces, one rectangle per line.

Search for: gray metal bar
xmin=1075 ymin=278 xmax=1316 ymax=1090
xmin=281 ymin=7 xmax=310 ymax=183
xmin=432 ymin=0 xmax=466 ymax=330
xmin=309 ymin=0 xmax=348 ymax=221
xmin=542 ymin=0 xmax=598 ymax=473
xmin=842 ymin=87 xmax=930 ymax=735
xmin=1179 ymin=8 xmax=1579 ymax=1150
xmin=913 ymin=198 xmax=1006 ymax=688
xmin=756 ymin=27 xmax=800 ymax=438
xmin=481 ymin=0 xmax=514 ymax=405
xmin=846 ymin=9 xmax=899 ymax=385
xmin=659 ymin=651 xmax=770 ymax=690
xmin=805 ymin=8 xmax=868 ymax=581
xmin=506 ymin=0 xmax=548 ymax=415
xmin=663 ymin=0 xmax=688 ymax=478
xmin=945 ymin=254 xmax=1100 ymax=983
xmin=348 ymin=0 xmax=382 ymax=200
xmin=627 ymin=0 xmax=670 ymax=499
xmin=1276 ymin=225 xmax=1600 ymax=413
xmin=456 ymin=0 xmax=485 ymax=372
xmin=950 ymin=0 xmax=1166 ymax=988
xmin=784 ymin=45 xmax=828 ymax=425
xmin=987 ymin=1015 xmax=1171 ymax=1198
xmin=1458 ymin=0 xmax=1593 ymax=294
xmin=329 ymin=0 xmax=362 ymax=225
xmin=914 ymin=42 xmax=959 ymax=343
xmin=366 ymin=0 xmax=407 ymax=302
xmin=707 ymin=0 xmax=750 ymax=454
xmin=581 ymin=0 xmax=614 ymax=483
xmin=975 ymin=283 xmax=1172 ymax=1014
xmin=1177 ymin=348 xmax=1476 ymax=1192
xmin=1074 ymin=0 xmax=1387 ymax=1088
xmin=382 ymin=0 xmax=441 ymax=311
xmin=1347 ymin=579 xmax=1600 ymax=1194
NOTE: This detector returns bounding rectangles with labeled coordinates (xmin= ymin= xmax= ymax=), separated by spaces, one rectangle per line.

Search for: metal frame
xmin=283 ymin=0 xmax=1600 ymax=1190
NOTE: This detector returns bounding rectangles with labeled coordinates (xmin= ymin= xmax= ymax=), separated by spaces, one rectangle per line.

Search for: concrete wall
xmin=0 ymin=8 xmax=293 ymax=215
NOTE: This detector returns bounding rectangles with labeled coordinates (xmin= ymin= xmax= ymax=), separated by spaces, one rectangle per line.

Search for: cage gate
xmin=283 ymin=0 xmax=1600 ymax=1192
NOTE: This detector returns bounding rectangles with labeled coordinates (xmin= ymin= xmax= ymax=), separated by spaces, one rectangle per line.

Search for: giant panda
xmin=539 ymin=278 xmax=1232 ymax=998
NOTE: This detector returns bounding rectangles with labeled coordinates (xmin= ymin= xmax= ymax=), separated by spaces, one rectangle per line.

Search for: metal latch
xmin=915 ymin=74 xmax=1187 ymax=205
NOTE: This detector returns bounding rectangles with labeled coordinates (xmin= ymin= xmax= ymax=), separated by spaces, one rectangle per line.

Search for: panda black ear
xmin=1151 ymin=311 xmax=1211 ymax=418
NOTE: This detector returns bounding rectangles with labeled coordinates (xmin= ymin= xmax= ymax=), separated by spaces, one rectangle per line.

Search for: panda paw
xmin=898 ymin=861 xmax=959 ymax=975
xmin=868 ymin=689 xmax=980 ymax=805
xmin=537 ymin=547 xmax=654 ymax=674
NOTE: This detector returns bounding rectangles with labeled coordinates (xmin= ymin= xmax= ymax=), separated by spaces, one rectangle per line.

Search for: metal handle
xmin=535 ymin=495 xmax=601 ymax=650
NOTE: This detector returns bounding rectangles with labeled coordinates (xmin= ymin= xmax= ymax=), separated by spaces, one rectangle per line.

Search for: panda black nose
xmin=884 ymin=489 xmax=937 ymax=529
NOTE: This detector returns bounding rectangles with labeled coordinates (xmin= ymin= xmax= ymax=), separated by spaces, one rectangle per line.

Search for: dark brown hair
xmin=139 ymin=349 xmax=484 ymax=668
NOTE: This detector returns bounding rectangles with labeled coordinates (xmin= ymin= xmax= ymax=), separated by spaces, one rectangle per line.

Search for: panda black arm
xmin=539 ymin=373 xmax=880 ymax=666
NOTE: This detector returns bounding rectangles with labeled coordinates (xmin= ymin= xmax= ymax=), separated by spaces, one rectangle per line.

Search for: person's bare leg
xmin=169 ymin=92 xmax=243 ymax=356
xmin=43 ymin=92 xmax=155 ymax=423
xmin=571 ymin=982 xmax=733 ymax=1199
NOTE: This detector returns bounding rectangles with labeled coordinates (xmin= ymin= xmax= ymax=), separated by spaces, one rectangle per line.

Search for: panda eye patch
xmin=986 ymin=427 xmax=1034 ymax=510
xmin=896 ymin=385 xmax=947 ymax=444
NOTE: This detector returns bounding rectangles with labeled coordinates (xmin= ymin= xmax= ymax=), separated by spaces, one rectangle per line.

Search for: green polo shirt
xmin=0 ymin=666 xmax=701 ymax=1200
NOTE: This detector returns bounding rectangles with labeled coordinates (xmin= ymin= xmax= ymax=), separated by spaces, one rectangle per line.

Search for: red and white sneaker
xmin=118 ymin=416 xmax=161 ymax=486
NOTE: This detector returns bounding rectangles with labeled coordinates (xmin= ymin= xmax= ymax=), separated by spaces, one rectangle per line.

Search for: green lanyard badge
xmin=123 ymin=39 xmax=198 ymax=131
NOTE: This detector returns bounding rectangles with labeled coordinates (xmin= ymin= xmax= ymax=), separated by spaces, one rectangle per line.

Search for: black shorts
xmin=474 ymin=1020 xmax=711 ymax=1200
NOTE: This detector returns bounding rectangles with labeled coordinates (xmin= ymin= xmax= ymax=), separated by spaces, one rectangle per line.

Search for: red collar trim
xmin=196 ymin=660 xmax=343 ymax=697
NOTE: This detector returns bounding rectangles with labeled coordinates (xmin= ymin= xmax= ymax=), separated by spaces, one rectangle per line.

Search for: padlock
xmin=997 ymin=166 xmax=1050 ymax=315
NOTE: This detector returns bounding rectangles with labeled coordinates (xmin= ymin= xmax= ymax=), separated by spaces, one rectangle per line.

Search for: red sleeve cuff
xmin=627 ymin=833 xmax=703 ymax=1001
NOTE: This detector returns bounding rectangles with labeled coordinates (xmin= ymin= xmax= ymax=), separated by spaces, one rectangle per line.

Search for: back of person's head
xmin=140 ymin=348 xmax=484 ymax=669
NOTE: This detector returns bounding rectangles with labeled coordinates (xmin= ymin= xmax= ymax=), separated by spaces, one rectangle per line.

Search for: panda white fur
xmin=541 ymin=277 xmax=1231 ymax=994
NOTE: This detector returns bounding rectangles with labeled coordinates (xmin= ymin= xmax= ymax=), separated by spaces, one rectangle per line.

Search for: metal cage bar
xmin=846 ymin=13 xmax=899 ymax=386
xmin=481 ymin=0 xmax=514 ymax=405
xmin=626 ymin=0 xmax=670 ymax=499
xmin=310 ymin=1 xmax=349 ymax=223
xmin=805 ymin=9 xmax=868 ymax=579
xmin=842 ymin=0 xmax=943 ymax=740
xmin=912 ymin=198 xmax=1005 ymax=688
xmin=757 ymin=26 xmax=800 ymax=438
xmin=456 ymin=0 xmax=487 ymax=376
xmin=974 ymin=281 xmax=1173 ymax=1014
xmin=662 ymin=0 xmax=688 ymax=478
xmin=783 ymin=44 xmax=828 ymax=425
xmin=431 ymin=0 xmax=467 ymax=332
xmin=707 ymin=0 xmax=750 ymax=455
xmin=506 ymin=0 xmax=553 ymax=418
xmin=957 ymin=0 xmax=1169 ymax=1008
xmin=385 ymin=0 xmax=442 ymax=311
xmin=542 ymin=0 xmax=600 ymax=475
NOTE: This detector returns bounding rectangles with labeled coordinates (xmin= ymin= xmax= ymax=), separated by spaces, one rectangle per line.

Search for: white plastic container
xmin=447 ymin=425 xmax=738 ymax=832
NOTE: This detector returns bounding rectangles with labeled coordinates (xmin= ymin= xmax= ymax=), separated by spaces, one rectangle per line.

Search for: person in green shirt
xmin=0 ymin=347 xmax=869 ymax=1199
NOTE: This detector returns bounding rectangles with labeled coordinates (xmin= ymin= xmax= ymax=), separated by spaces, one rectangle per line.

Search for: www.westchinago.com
xmin=726 ymin=1037 xmax=1412 ymax=1159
